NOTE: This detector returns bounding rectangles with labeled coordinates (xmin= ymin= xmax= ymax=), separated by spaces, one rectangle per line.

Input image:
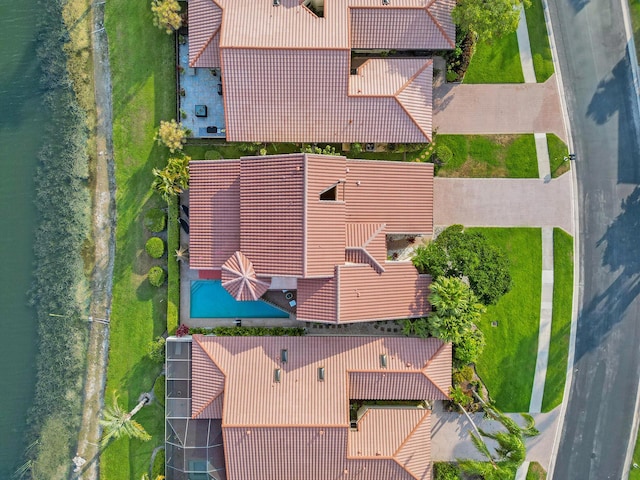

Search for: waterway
xmin=0 ymin=0 xmax=46 ymax=475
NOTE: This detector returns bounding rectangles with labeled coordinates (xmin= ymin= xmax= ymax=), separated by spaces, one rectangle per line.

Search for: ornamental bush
xmin=147 ymin=336 xmax=166 ymax=363
xmin=145 ymin=237 xmax=165 ymax=258
xmin=144 ymin=208 xmax=166 ymax=232
xmin=412 ymin=224 xmax=512 ymax=305
xmin=155 ymin=119 xmax=187 ymax=153
xmin=148 ymin=266 xmax=166 ymax=287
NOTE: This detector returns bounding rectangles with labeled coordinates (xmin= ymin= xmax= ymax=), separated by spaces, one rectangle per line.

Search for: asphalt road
xmin=548 ymin=0 xmax=640 ymax=478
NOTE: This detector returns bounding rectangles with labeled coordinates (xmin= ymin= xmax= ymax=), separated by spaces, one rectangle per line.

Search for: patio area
xmin=178 ymin=38 xmax=226 ymax=139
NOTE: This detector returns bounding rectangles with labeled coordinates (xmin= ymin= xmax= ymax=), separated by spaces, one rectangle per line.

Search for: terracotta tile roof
xmin=189 ymin=160 xmax=240 ymax=269
xmin=336 ymin=263 xmax=430 ymax=323
xmin=345 ymin=159 xmax=434 ymax=234
xmin=188 ymin=0 xmax=223 ymax=68
xmin=189 ymin=154 xmax=435 ymax=323
xmin=239 ymin=155 xmax=306 ymax=276
xmin=221 ymin=251 xmax=271 ymax=301
xmin=189 ymin=336 xmax=450 ymax=480
xmin=188 ymin=0 xmax=454 ymax=143
xmin=350 ymin=5 xmax=455 ymax=50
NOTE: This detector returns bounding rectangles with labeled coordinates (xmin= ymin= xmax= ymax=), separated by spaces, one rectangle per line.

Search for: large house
xmin=165 ymin=335 xmax=452 ymax=480
xmin=187 ymin=0 xmax=455 ymax=143
xmin=189 ymin=153 xmax=434 ymax=323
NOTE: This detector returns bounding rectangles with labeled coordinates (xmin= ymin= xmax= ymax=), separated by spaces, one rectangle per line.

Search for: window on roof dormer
xmin=319 ymin=184 xmax=338 ymax=201
xmin=302 ymin=0 xmax=324 ymax=17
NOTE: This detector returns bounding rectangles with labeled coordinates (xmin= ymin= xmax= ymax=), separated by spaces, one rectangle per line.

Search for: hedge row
xmin=187 ymin=326 xmax=306 ymax=336
xmin=166 ymin=198 xmax=180 ymax=334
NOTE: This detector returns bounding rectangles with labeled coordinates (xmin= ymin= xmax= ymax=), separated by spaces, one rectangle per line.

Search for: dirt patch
xmin=72 ymin=1 xmax=116 ymax=479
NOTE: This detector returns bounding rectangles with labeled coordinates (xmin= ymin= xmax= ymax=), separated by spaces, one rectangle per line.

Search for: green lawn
xmin=435 ymin=134 xmax=538 ymax=178
xmin=527 ymin=461 xmax=548 ymax=480
xmin=525 ymin=0 xmax=555 ymax=82
xmin=541 ymin=228 xmax=573 ymax=412
xmin=547 ymin=134 xmax=570 ymax=178
xmin=630 ymin=0 xmax=640 ymax=63
xmin=630 ymin=429 xmax=640 ymax=480
xmin=464 ymin=32 xmax=524 ymax=83
xmin=470 ymin=228 xmax=542 ymax=412
xmin=102 ymin=0 xmax=175 ymax=476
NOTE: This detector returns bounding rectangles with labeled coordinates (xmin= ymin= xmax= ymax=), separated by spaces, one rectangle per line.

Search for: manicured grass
xmin=470 ymin=228 xmax=542 ymax=412
xmin=435 ymin=134 xmax=538 ymax=178
xmin=464 ymin=32 xmax=524 ymax=84
xmin=102 ymin=0 xmax=175 ymax=477
xmin=527 ymin=461 xmax=548 ymax=480
xmin=630 ymin=429 xmax=640 ymax=480
xmin=541 ymin=229 xmax=573 ymax=412
xmin=525 ymin=0 xmax=555 ymax=82
xmin=547 ymin=134 xmax=570 ymax=178
xmin=631 ymin=0 xmax=640 ymax=63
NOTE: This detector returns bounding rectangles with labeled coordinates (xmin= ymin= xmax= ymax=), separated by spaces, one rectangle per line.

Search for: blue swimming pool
xmin=190 ymin=280 xmax=288 ymax=318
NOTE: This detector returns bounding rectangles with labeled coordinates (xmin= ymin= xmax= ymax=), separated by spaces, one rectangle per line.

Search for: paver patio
xmin=433 ymin=76 xmax=566 ymax=142
xmin=434 ymin=174 xmax=574 ymax=235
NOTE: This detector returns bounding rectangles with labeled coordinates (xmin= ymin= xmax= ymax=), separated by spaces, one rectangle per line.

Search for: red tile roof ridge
xmin=191 ymin=26 xmax=221 ymax=67
xmin=421 ymin=342 xmax=453 ymax=398
xmin=392 ymin=409 xmax=430 ymax=458
xmin=193 ymin=390 xmax=224 ymax=419
xmin=425 ymin=0 xmax=456 ymax=49
xmin=193 ymin=334 xmax=229 ymax=376
xmin=221 ymin=45 xmax=351 ymax=51
xmin=345 ymin=246 xmax=385 ymax=273
xmin=221 ymin=423 xmax=348 ymax=428
xmin=394 ymin=59 xmax=433 ymax=97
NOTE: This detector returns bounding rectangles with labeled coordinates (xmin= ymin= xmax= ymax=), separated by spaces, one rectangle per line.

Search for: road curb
xmin=539 ymin=1 xmax=580 ymax=479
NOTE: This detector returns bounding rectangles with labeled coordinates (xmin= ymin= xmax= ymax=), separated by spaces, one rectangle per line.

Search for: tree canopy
xmin=412 ymin=224 xmax=512 ymax=305
xmin=155 ymin=119 xmax=187 ymax=153
xmin=151 ymin=0 xmax=182 ymax=34
xmin=451 ymin=0 xmax=529 ymax=41
xmin=152 ymin=155 xmax=190 ymax=202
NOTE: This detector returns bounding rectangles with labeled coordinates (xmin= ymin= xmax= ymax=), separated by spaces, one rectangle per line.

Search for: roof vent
xmin=318 ymin=367 xmax=325 ymax=381
xmin=382 ymin=0 xmax=389 ymax=4
xmin=273 ymin=0 xmax=280 ymax=5
xmin=274 ymin=368 xmax=281 ymax=383
xmin=380 ymin=354 xmax=388 ymax=368
xmin=281 ymin=349 xmax=288 ymax=363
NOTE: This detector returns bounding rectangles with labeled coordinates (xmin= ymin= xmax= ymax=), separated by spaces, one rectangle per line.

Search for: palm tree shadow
xmin=574 ymin=186 xmax=640 ymax=359
xmin=586 ymin=59 xmax=630 ymax=126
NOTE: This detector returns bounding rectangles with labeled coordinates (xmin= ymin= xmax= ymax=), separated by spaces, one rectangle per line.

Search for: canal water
xmin=0 ymin=0 xmax=46 ymax=475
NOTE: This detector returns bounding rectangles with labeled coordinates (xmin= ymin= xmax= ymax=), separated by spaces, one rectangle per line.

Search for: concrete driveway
xmin=434 ymin=174 xmax=574 ymax=235
xmin=433 ymin=76 xmax=567 ymax=142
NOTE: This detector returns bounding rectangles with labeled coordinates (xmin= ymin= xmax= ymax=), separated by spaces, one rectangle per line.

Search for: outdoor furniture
xmin=195 ymin=105 xmax=208 ymax=117
xmin=289 ymin=300 xmax=297 ymax=308
xmin=206 ymin=126 xmax=218 ymax=134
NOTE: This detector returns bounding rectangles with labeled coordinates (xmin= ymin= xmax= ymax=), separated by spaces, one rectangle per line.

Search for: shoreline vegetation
xmin=19 ymin=0 xmax=95 ymax=477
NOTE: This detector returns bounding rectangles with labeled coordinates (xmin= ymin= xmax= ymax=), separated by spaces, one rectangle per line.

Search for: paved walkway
xmin=530 ymin=227 xmax=554 ymax=414
xmin=517 ymin=5 xmax=537 ymax=83
xmin=433 ymin=174 xmax=574 ymax=235
xmin=433 ymin=77 xmax=566 ymax=142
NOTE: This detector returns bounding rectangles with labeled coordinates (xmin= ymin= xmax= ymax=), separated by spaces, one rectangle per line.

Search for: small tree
xmin=148 ymin=336 xmax=166 ymax=363
xmin=100 ymin=392 xmax=151 ymax=447
xmin=148 ymin=266 xmax=166 ymax=287
xmin=452 ymin=0 xmax=529 ymax=41
xmin=152 ymin=156 xmax=190 ymax=202
xmin=145 ymin=237 xmax=165 ymax=258
xmin=156 ymin=120 xmax=187 ymax=153
xmin=453 ymin=328 xmax=485 ymax=367
xmin=428 ymin=277 xmax=485 ymax=344
xmin=151 ymin=0 xmax=182 ymax=34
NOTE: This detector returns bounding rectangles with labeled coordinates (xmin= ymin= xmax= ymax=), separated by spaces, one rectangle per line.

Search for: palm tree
xmin=174 ymin=245 xmax=189 ymax=263
xmin=100 ymin=392 xmax=151 ymax=447
xmin=152 ymin=156 xmax=190 ymax=202
xmin=428 ymin=277 xmax=485 ymax=343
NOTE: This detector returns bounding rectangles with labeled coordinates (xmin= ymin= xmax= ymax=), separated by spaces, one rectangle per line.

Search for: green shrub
xmin=148 ymin=336 xmax=166 ymax=363
xmin=144 ymin=208 xmax=166 ymax=232
xmin=167 ymin=199 xmax=180 ymax=334
xmin=153 ymin=375 xmax=166 ymax=408
xmin=452 ymin=365 xmax=474 ymax=385
xmin=145 ymin=236 xmax=165 ymax=258
xmin=148 ymin=266 xmax=166 ymax=287
xmin=435 ymin=145 xmax=453 ymax=163
xmin=434 ymin=462 xmax=462 ymax=480
xmin=204 ymin=149 xmax=223 ymax=160
xmin=152 ymin=448 xmax=165 ymax=477
xmin=187 ymin=326 xmax=306 ymax=336
xmin=453 ymin=329 xmax=486 ymax=367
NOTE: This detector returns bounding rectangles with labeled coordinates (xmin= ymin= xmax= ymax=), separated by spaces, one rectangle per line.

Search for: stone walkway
xmin=433 ymin=77 xmax=566 ymax=142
